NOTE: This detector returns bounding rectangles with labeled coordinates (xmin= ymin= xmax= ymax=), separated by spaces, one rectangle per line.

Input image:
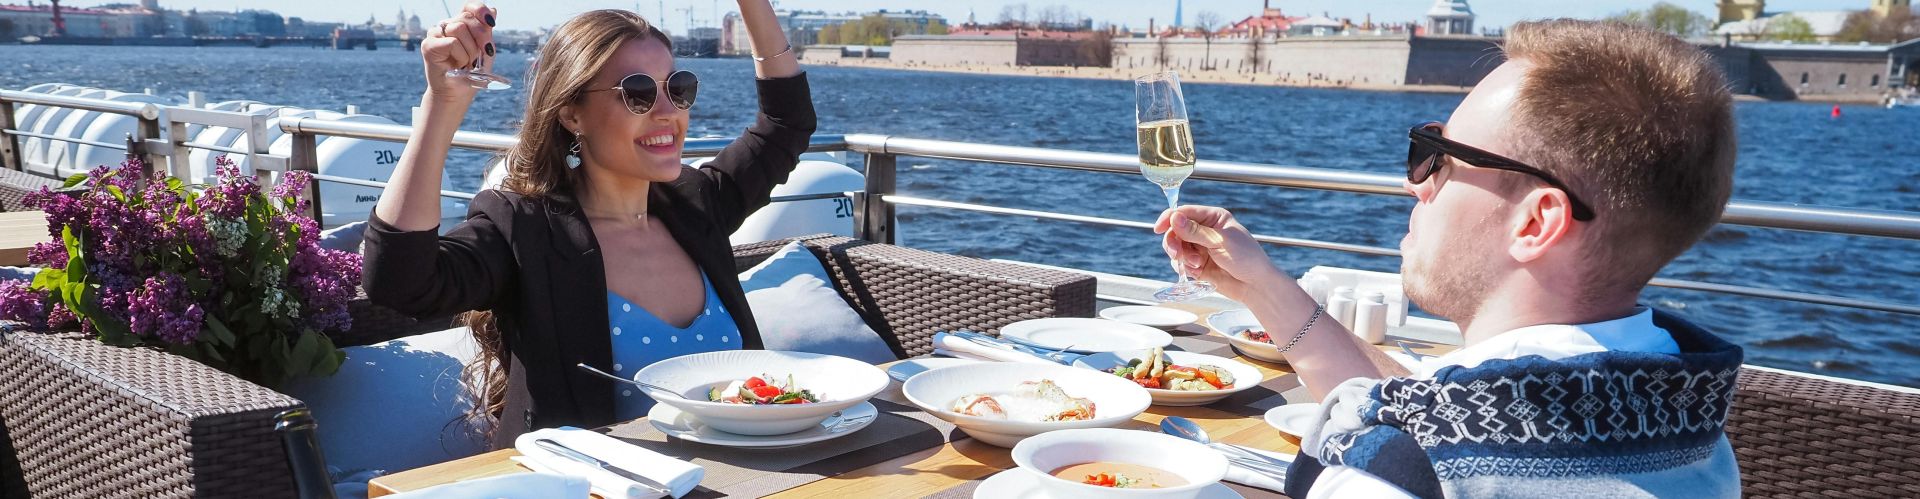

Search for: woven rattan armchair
xmin=0 ymin=233 xmax=1096 ymax=498
xmin=0 ymin=168 xmax=62 ymax=213
xmin=1728 ymin=367 xmax=1920 ymax=497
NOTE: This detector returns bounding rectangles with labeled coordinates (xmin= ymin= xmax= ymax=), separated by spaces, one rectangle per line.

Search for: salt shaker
xmin=1327 ymin=286 xmax=1357 ymax=331
xmin=1354 ymin=292 xmax=1388 ymax=344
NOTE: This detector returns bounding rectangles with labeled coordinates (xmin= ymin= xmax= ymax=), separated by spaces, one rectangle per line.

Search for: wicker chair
xmin=1727 ymin=367 xmax=1920 ymax=497
xmin=0 ymin=168 xmax=61 ymax=213
xmin=0 ymin=234 xmax=1096 ymax=498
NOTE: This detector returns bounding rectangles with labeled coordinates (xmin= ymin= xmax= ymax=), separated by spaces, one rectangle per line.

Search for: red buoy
xmin=1832 ymin=105 xmax=1842 ymax=118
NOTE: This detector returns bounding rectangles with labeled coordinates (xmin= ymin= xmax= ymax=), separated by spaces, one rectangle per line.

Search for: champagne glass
xmin=446 ymin=4 xmax=511 ymax=90
xmin=1135 ymin=71 xmax=1214 ymax=302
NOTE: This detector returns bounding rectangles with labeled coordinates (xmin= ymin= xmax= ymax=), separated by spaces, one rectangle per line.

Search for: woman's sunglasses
xmin=585 ymin=70 xmax=698 ymax=115
xmin=1407 ymin=121 xmax=1596 ymax=221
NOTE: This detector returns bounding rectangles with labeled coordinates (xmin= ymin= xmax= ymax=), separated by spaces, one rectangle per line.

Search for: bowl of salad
xmin=633 ymin=350 xmax=888 ymax=435
xmin=1073 ymin=347 xmax=1265 ymax=406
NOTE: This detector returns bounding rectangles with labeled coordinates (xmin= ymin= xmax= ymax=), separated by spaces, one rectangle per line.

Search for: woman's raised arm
xmin=375 ymin=2 xmax=497 ymax=232
xmin=737 ymin=0 xmax=800 ymax=79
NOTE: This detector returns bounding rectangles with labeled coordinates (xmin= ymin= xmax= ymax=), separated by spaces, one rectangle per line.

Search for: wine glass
xmin=1135 ymin=71 xmax=1214 ymax=302
xmin=446 ymin=5 xmax=511 ymax=90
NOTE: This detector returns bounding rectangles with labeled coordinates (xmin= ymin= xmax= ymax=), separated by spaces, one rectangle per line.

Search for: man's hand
xmin=1154 ymin=205 xmax=1286 ymax=301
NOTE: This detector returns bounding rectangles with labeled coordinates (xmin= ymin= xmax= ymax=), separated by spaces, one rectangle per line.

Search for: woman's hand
xmin=1154 ymin=206 xmax=1286 ymax=301
xmin=421 ymin=2 xmax=497 ymax=103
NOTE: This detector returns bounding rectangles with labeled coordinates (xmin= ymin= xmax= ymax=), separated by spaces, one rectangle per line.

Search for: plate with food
xmin=648 ymin=399 xmax=879 ymax=449
xmin=1073 ymin=347 xmax=1264 ymax=406
xmin=1204 ymin=309 xmax=1288 ymax=364
xmin=1098 ymin=305 xmax=1201 ymax=329
xmin=634 ymin=350 xmax=888 ymax=436
xmin=998 ymin=318 xmax=1174 ymax=354
xmin=901 ymin=362 xmax=1151 ymax=447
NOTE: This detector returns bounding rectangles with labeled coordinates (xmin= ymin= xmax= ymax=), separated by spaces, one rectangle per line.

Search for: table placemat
xmin=594 ymin=395 xmax=956 ymax=498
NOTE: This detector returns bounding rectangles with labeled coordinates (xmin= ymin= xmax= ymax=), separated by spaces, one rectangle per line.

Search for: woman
xmin=361 ymin=1 xmax=814 ymax=448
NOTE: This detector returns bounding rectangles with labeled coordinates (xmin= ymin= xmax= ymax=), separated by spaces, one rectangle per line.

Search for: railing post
xmin=0 ymin=95 xmax=20 ymax=171
xmin=136 ymin=110 xmax=166 ymax=177
xmin=290 ymin=132 xmax=324 ymax=224
xmin=855 ymin=153 xmax=897 ymax=244
xmin=165 ymin=113 xmax=190 ymax=181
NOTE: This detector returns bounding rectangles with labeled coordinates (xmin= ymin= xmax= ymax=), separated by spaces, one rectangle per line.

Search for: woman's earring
xmin=566 ymin=132 xmax=583 ymax=169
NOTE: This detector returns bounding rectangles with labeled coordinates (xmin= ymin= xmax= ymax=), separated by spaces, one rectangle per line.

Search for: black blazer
xmin=361 ymin=74 xmax=816 ymax=448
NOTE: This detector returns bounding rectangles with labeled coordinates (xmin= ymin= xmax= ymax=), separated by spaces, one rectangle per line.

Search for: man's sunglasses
xmin=1407 ymin=121 xmax=1596 ymax=221
xmin=585 ymin=70 xmax=699 ymax=115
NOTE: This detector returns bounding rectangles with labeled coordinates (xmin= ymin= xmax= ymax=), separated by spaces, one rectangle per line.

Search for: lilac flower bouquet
xmin=0 ymin=157 xmax=359 ymax=388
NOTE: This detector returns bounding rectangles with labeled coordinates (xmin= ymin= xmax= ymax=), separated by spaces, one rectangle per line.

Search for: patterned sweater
xmin=1284 ymin=310 xmax=1743 ymax=498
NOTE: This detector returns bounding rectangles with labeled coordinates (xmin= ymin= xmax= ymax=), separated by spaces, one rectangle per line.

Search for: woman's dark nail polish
xmin=485 ymin=14 xmax=496 ymax=27
xmin=485 ymin=43 xmax=495 ymax=56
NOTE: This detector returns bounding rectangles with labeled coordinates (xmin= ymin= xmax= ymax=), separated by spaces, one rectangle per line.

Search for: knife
xmin=533 ymin=438 xmax=672 ymax=495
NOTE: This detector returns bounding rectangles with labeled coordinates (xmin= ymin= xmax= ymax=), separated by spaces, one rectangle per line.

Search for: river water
xmin=4 ymin=45 xmax=1917 ymax=387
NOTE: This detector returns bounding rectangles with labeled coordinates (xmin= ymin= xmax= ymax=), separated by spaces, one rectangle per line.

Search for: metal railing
xmin=4 ymin=92 xmax=1918 ymax=317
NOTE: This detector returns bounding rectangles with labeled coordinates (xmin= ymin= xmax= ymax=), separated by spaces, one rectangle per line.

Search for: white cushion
xmin=280 ymin=326 xmax=488 ymax=480
xmin=738 ymin=241 xmax=898 ymax=364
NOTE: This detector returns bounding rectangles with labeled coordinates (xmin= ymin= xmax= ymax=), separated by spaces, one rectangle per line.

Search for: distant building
xmin=0 ymin=3 xmax=147 ymax=38
xmin=1714 ymin=0 xmax=1867 ymax=43
xmin=1873 ymin=0 xmax=1913 ymax=17
xmin=1220 ymin=7 xmax=1300 ymax=39
xmin=1712 ymin=39 xmax=1920 ymax=100
xmin=1425 ymin=0 xmax=1474 ymax=36
xmin=889 ymin=30 xmax=1101 ymax=67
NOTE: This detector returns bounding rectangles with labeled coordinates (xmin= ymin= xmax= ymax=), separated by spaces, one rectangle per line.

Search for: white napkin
xmin=513 ymin=426 xmax=704 ymax=499
xmin=1220 ymin=445 xmax=1294 ymax=492
xmin=382 ymin=471 xmax=590 ymax=499
xmin=931 ymin=332 xmax=1058 ymax=364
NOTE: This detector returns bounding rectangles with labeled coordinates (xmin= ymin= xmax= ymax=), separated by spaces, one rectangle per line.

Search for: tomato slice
xmin=750 ymin=385 xmax=783 ymax=399
xmin=1084 ymin=473 xmax=1117 ymax=486
xmin=744 ymin=377 xmax=768 ymax=389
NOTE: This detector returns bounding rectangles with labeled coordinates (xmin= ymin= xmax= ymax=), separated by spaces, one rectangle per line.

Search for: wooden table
xmin=368 ymin=302 xmax=1455 ymax=498
xmin=0 ymin=211 xmax=48 ymax=267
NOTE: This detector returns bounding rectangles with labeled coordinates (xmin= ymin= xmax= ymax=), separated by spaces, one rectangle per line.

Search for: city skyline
xmin=59 ymin=0 xmax=1859 ymax=35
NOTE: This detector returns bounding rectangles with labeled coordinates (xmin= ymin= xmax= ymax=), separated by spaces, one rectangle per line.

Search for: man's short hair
xmin=1501 ymin=19 xmax=1737 ymax=296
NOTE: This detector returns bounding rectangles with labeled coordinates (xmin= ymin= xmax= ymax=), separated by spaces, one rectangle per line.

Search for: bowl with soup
xmin=1010 ymin=428 xmax=1228 ymax=499
xmin=901 ymin=362 xmax=1152 ymax=447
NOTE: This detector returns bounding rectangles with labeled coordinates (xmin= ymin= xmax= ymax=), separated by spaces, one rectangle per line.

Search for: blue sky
xmin=153 ymin=1 xmax=1857 ymax=34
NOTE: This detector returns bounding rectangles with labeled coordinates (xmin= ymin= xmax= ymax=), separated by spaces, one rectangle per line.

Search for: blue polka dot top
xmin=606 ymin=270 xmax=741 ymax=420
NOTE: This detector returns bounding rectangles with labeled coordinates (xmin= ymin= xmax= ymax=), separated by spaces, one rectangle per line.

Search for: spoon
xmin=575 ymin=363 xmax=688 ymax=400
xmin=1159 ymin=416 xmax=1292 ymax=476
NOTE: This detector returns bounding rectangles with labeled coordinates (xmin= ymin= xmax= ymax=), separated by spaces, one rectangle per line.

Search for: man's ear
xmin=1508 ymin=187 xmax=1577 ymax=263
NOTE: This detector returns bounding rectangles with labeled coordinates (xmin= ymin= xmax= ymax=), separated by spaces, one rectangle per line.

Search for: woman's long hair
xmin=460 ymin=10 xmax=674 ymax=439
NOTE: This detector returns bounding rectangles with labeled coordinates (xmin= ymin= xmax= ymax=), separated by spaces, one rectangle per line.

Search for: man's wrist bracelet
xmin=1275 ymin=305 xmax=1323 ymax=354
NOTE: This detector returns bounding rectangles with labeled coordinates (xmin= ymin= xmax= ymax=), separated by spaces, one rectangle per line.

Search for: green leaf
xmin=205 ymin=316 xmax=238 ymax=347
xmin=30 ymin=268 xmax=66 ymax=293
xmin=61 ymin=173 xmax=88 ymax=189
xmin=287 ymin=332 xmax=319 ymax=379
xmin=106 ymin=185 xmax=126 ymax=203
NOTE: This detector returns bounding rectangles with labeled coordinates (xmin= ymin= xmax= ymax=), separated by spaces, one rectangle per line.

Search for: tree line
xmin=1608 ymin=1 xmax=1917 ymax=44
xmin=817 ymin=15 xmax=948 ymax=46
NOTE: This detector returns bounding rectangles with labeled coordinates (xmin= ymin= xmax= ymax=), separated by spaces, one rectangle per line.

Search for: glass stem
xmin=1163 ymin=185 xmax=1189 ymax=286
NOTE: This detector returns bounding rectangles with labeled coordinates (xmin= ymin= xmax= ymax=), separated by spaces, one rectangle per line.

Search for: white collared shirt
xmin=1307 ymin=307 xmax=1678 ymax=499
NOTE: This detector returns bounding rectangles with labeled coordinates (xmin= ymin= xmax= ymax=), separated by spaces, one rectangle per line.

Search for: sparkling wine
xmin=1137 ymin=118 xmax=1196 ymax=189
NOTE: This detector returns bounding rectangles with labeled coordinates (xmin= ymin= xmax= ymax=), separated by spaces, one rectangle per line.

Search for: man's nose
xmin=1404 ymin=179 xmax=1429 ymax=203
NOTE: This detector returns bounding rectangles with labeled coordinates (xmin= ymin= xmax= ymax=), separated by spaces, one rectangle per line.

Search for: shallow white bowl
xmin=901 ymin=362 xmax=1151 ymax=447
xmin=1073 ymin=350 xmax=1265 ymax=406
xmin=1205 ymin=309 xmax=1288 ymax=364
xmin=633 ymin=350 xmax=888 ymax=436
xmin=1011 ymin=428 xmax=1228 ymax=499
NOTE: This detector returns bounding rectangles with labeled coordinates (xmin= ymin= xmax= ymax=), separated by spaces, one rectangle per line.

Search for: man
xmin=1157 ymin=20 xmax=1742 ymax=498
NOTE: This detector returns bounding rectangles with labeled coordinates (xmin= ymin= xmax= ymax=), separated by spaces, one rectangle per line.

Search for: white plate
xmin=887 ymin=357 xmax=984 ymax=382
xmin=999 ymin=318 xmax=1174 ymax=354
xmin=1099 ymin=306 xmax=1201 ymax=329
xmin=901 ymin=362 xmax=1153 ymax=448
xmin=974 ymin=468 xmax=1245 ymax=499
xmin=1263 ymin=403 xmax=1323 ymax=438
xmin=1204 ymin=309 xmax=1287 ymax=364
xmin=1072 ymin=350 xmax=1265 ymax=407
xmin=634 ymin=350 xmax=888 ymax=436
xmin=648 ymin=400 xmax=878 ymax=449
